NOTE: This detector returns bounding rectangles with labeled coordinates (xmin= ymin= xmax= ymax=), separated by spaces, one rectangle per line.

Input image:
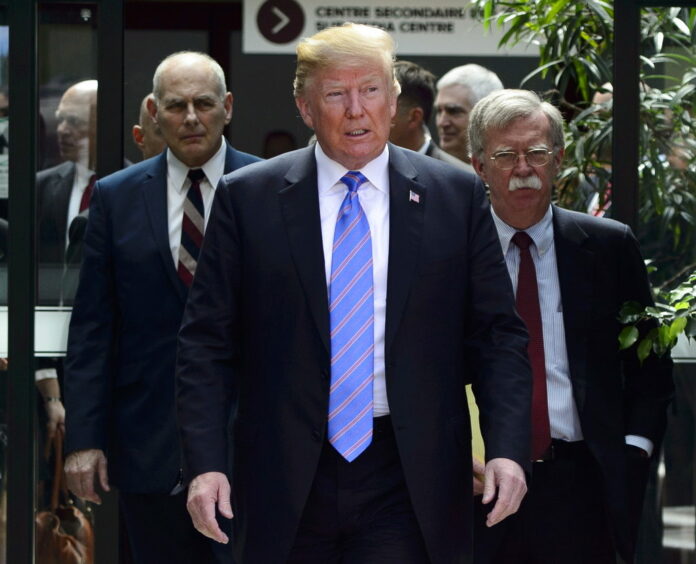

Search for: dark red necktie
xmin=512 ymin=231 xmax=551 ymax=460
xmin=79 ymin=174 xmax=97 ymax=212
xmin=177 ymin=169 xmax=205 ymax=287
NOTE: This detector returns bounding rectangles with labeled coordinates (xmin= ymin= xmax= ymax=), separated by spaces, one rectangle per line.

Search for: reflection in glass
xmin=0 ymin=18 xmax=7 ymax=564
xmin=34 ymin=6 xmax=98 ymax=563
xmin=36 ymin=79 xmax=97 ymax=307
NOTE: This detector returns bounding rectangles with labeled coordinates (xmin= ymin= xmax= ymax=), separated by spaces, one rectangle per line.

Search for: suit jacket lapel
xmin=279 ymin=147 xmax=331 ymax=354
xmin=385 ymin=145 xmax=425 ymax=353
xmin=553 ymin=205 xmax=593 ymax=410
xmin=223 ymin=142 xmax=240 ymax=173
xmin=142 ymin=152 xmax=187 ymax=303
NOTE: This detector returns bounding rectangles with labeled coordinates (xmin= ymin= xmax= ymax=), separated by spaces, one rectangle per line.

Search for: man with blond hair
xmin=63 ymin=51 xmax=260 ymax=563
xmin=177 ymin=23 xmax=531 ymax=563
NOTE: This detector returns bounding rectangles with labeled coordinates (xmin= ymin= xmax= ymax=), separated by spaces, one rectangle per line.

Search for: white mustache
xmin=508 ymin=175 xmax=542 ymax=192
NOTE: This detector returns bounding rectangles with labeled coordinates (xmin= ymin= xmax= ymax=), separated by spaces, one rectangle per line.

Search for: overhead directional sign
xmin=257 ymin=0 xmax=305 ymax=44
xmin=243 ymin=0 xmax=532 ymax=56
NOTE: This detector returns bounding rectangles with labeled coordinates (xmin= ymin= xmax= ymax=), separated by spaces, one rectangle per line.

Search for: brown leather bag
xmin=36 ymin=429 xmax=95 ymax=564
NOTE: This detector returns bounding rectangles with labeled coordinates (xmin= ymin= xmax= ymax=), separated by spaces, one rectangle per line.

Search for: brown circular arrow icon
xmin=257 ymin=0 xmax=305 ymax=44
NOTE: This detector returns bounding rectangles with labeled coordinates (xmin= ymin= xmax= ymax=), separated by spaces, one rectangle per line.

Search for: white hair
xmin=152 ymin=51 xmax=226 ymax=102
xmin=468 ymin=89 xmax=565 ymax=160
xmin=436 ymin=64 xmax=503 ymax=106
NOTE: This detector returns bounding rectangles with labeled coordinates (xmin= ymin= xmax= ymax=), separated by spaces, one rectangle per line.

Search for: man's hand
xmin=473 ymin=456 xmax=486 ymax=496
xmin=187 ymin=471 xmax=234 ymax=544
xmin=44 ymin=399 xmax=65 ymax=454
xmin=481 ymin=457 xmax=526 ymax=527
xmin=64 ymin=448 xmax=110 ymax=504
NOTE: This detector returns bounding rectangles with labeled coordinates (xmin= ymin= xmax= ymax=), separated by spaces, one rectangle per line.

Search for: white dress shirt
xmin=491 ymin=205 xmax=652 ymax=453
xmin=315 ymin=142 xmax=390 ymax=417
xmin=66 ymin=161 xmax=95 ymax=248
xmin=166 ymin=139 xmax=226 ymax=267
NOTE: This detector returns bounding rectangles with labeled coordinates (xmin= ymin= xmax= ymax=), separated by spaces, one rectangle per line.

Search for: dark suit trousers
xmin=120 ymin=489 xmax=233 ymax=564
xmin=287 ymin=416 xmax=430 ymax=564
xmin=474 ymin=441 xmax=616 ymax=564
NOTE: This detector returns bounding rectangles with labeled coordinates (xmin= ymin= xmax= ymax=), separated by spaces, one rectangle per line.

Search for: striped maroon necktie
xmin=177 ymin=169 xmax=205 ymax=287
xmin=79 ymin=174 xmax=97 ymax=212
xmin=511 ymin=231 xmax=551 ymax=460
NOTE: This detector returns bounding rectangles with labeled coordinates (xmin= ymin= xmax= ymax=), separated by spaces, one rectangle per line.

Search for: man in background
xmin=390 ymin=60 xmax=472 ymax=172
xmin=470 ymin=89 xmax=673 ymax=563
xmin=435 ymin=64 xmax=502 ymax=163
xmin=36 ymin=79 xmax=98 ymax=303
xmin=132 ymin=93 xmax=165 ymax=160
xmin=63 ymin=51 xmax=260 ymax=563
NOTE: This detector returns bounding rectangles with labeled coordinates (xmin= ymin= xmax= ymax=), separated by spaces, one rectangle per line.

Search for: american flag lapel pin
xmin=409 ymin=190 xmax=420 ymax=204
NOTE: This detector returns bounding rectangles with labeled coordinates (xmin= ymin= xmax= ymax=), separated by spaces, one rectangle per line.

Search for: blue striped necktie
xmin=328 ymin=171 xmax=374 ymax=462
xmin=178 ymin=168 xmax=205 ymax=287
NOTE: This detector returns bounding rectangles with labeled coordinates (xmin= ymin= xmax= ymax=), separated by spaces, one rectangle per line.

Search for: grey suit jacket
xmin=425 ymin=140 xmax=475 ymax=173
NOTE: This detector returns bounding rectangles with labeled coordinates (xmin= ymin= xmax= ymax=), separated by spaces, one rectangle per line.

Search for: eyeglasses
xmin=489 ymin=148 xmax=554 ymax=170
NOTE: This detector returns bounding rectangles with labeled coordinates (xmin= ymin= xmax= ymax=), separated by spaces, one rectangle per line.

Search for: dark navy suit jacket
xmin=176 ymin=144 xmax=532 ymax=563
xmin=550 ymin=206 xmax=673 ymax=559
xmin=64 ymin=144 xmax=260 ymax=493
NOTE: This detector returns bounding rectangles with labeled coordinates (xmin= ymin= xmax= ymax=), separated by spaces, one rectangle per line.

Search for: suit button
xmin=312 ymin=429 xmax=322 ymax=441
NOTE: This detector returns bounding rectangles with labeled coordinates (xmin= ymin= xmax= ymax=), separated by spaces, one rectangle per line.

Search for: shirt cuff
xmin=625 ymin=434 xmax=653 ymax=457
xmin=34 ymin=368 xmax=58 ymax=382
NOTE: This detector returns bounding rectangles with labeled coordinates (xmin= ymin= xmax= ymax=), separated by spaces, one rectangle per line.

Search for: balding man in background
xmin=435 ymin=64 xmax=503 ymax=164
xmin=33 ymin=80 xmax=99 ymax=461
xmin=37 ymin=79 xmax=98 ymax=301
xmin=63 ymin=51 xmax=260 ymax=563
xmin=390 ymin=60 xmax=473 ymax=172
xmin=132 ymin=93 xmax=166 ymax=160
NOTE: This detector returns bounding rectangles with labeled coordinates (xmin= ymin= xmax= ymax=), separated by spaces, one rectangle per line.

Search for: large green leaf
xmin=618 ymin=326 xmax=639 ymax=350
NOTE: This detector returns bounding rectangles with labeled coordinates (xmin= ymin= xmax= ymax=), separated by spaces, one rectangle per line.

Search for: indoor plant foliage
xmin=471 ymin=1 xmax=696 ymax=357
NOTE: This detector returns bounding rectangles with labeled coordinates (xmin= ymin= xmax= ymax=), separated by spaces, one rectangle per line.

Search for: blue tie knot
xmin=341 ymin=171 xmax=368 ymax=193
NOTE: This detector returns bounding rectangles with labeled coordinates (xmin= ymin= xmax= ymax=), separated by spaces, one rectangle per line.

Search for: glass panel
xmin=637 ymin=7 xmax=696 ymax=563
xmin=35 ymin=4 xmax=97 ymax=562
xmin=37 ymin=4 xmax=97 ymax=307
xmin=0 ymin=10 xmax=8 ymax=564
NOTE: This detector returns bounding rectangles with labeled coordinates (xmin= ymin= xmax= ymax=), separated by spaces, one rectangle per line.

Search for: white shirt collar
xmin=73 ymin=161 xmax=94 ymax=191
xmin=315 ymin=142 xmax=390 ymax=196
xmin=417 ymin=126 xmax=432 ymax=154
xmin=491 ymin=204 xmax=554 ymax=255
xmin=166 ymin=138 xmax=226 ymax=193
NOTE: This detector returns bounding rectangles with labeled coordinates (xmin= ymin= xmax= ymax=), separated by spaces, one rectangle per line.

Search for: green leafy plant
xmin=619 ymin=272 xmax=696 ymax=363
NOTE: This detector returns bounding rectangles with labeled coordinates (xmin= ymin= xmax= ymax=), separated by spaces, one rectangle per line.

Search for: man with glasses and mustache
xmin=469 ymin=89 xmax=673 ymax=564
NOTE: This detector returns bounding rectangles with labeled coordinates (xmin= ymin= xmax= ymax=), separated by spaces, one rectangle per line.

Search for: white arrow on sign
xmin=271 ymin=6 xmax=290 ymax=34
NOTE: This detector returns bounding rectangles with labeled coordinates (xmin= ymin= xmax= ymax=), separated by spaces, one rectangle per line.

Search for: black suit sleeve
xmin=619 ymin=224 xmax=673 ymax=444
xmin=465 ymin=182 xmax=533 ymax=469
xmin=64 ymin=182 xmax=118 ymax=455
